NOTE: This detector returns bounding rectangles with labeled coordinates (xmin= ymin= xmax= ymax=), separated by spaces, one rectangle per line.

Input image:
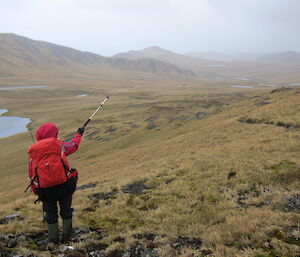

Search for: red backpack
xmin=27 ymin=138 xmax=77 ymax=191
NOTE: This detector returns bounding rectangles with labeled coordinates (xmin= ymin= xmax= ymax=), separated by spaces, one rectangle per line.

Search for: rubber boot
xmin=61 ymin=218 xmax=72 ymax=243
xmin=47 ymin=222 xmax=59 ymax=244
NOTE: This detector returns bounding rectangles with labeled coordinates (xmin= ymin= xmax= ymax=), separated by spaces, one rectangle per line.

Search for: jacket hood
xmin=36 ymin=123 xmax=58 ymax=141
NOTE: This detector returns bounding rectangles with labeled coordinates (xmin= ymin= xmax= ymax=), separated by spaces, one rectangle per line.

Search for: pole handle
xmin=24 ymin=184 xmax=31 ymax=193
xmin=28 ymin=123 xmax=35 ymax=143
xmin=83 ymin=118 xmax=91 ymax=129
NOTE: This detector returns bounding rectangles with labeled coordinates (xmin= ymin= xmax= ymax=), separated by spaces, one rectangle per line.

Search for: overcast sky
xmin=1 ymin=0 xmax=299 ymax=56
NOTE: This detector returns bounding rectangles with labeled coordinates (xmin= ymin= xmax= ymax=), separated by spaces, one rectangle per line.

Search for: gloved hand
xmin=77 ymin=127 xmax=85 ymax=135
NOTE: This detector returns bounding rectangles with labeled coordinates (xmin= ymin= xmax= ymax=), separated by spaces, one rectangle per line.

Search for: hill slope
xmin=0 ymin=34 xmax=194 ymax=79
xmin=0 ymin=85 xmax=299 ymax=257
xmin=185 ymin=51 xmax=233 ymax=61
xmin=186 ymin=50 xmax=300 ymax=66
xmin=259 ymin=51 xmax=300 ymax=65
xmin=115 ymin=46 xmax=211 ymax=71
xmin=185 ymin=51 xmax=268 ymax=62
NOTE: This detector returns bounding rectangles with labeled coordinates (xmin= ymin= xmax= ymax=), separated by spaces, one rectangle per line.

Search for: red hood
xmin=36 ymin=123 xmax=58 ymax=141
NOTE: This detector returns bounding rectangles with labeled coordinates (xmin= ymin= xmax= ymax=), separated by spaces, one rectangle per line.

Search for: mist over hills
xmin=186 ymin=51 xmax=267 ymax=62
xmin=185 ymin=51 xmax=233 ymax=62
xmin=186 ymin=50 xmax=300 ymax=65
xmin=115 ymin=46 xmax=211 ymax=71
xmin=260 ymin=51 xmax=300 ymax=65
xmin=1 ymin=33 xmax=300 ymax=84
xmin=116 ymin=46 xmax=300 ymax=66
xmin=114 ymin=46 xmax=300 ymax=83
xmin=0 ymin=34 xmax=194 ymax=79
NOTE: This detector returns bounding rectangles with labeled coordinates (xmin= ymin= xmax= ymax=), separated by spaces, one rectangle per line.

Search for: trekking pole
xmin=82 ymin=96 xmax=109 ymax=129
xmin=28 ymin=123 xmax=35 ymax=143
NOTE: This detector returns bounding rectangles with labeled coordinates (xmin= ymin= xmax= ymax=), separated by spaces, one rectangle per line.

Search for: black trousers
xmin=40 ymin=182 xmax=74 ymax=224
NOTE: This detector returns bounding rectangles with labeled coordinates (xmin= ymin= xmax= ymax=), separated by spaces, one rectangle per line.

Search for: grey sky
xmin=1 ymin=0 xmax=299 ymax=56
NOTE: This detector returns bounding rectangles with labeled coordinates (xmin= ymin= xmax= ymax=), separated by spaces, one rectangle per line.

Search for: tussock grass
xmin=0 ymin=83 xmax=299 ymax=256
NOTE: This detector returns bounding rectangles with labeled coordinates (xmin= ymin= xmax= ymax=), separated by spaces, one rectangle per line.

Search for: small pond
xmin=0 ymin=109 xmax=31 ymax=139
xmin=234 ymin=77 xmax=251 ymax=81
xmin=76 ymin=94 xmax=88 ymax=97
xmin=228 ymin=85 xmax=253 ymax=88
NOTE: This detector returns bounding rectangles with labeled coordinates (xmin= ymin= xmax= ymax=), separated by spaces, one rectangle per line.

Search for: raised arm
xmin=63 ymin=133 xmax=82 ymax=156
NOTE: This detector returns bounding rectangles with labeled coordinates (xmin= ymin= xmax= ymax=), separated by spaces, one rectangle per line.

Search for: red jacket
xmin=28 ymin=123 xmax=81 ymax=193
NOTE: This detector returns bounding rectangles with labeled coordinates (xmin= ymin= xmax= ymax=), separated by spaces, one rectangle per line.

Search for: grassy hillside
xmin=0 ymin=34 xmax=194 ymax=79
xmin=0 ymin=80 xmax=299 ymax=256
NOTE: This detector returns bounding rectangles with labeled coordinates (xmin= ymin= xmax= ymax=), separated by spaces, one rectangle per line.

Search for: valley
xmin=0 ymin=34 xmax=299 ymax=257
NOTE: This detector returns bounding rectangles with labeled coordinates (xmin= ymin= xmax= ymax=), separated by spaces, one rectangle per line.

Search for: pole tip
xmin=106 ymin=96 xmax=110 ymax=99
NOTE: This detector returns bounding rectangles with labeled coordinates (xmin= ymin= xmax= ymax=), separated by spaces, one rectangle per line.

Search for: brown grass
xmin=0 ymin=78 xmax=299 ymax=256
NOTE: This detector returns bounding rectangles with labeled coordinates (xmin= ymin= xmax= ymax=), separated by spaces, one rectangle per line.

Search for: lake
xmin=234 ymin=77 xmax=251 ymax=81
xmin=0 ymin=85 xmax=48 ymax=90
xmin=0 ymin=109 xmax=31 ymax=139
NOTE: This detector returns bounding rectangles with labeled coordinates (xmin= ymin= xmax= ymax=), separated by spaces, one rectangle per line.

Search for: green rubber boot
xmin=61 ymin=218 xmax=73 ymax=243
xmin=47 ymin=222 xmax=59 ymax=244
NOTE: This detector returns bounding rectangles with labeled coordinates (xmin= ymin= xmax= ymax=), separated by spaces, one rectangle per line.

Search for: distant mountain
xmin=186 ymin=51 xmax=300 ymax=66
xmin=185 ymin=51 xmax=231 ymax=62
xmin=0 ymin=34 xmax=194 ymax=78
xmin=259 ymin=51 xmax=300 ymax=65
xmin=116 ymin=46 xmax=186 ymax=61
xmin=186 ymin=51 xmax=267 ymax=62
xmin=115 ymin=46 xmax=210 ymax=71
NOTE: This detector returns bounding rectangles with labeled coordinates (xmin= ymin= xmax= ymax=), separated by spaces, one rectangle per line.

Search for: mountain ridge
xmin=185 ymin=50 xmax=300 ymax=64
xmin=114 ymin=46 xmax=211 ymax=72
xmin=259 ymin=51 xmax=300 ymax=64
xmin=0 ymin=33 xmax=194 ymax=78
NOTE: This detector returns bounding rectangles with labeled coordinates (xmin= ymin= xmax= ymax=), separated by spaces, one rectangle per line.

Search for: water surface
xmin=0 ymin=109 xmax=7 ymax=115
xmin=0 ymin=109 xmax=31 ymax=139
xmin=288 ymin=83 xmax=300 ymax=86
xmin=0 ymin=85 xmax=48 ymax=91
xmin=234 ymin=77 xmax=251 ymax=81
xmin=76 ymin=94 xmax=88 ymax=97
